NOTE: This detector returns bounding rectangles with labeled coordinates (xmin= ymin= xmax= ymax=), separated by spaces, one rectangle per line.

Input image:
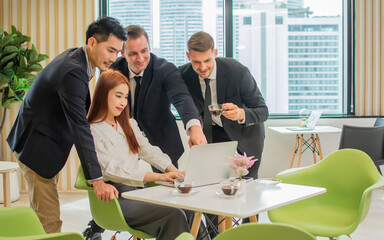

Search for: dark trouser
xmin=89 ymin=182 xmax=210 ymax=240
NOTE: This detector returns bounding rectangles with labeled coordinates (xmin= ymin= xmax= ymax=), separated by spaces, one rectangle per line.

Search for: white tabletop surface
xmin=268 ymin=126 xmax=342 ymax=134
xmin=0 ymin=161 xmax=19 ymax=173
xmin=122 ymin=181 xmax=326 ymax=218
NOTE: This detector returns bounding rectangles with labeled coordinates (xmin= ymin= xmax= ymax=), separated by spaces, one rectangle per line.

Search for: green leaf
xmin=7 ymin=87 xmax=15 ymax=97
xmin=3 ymin=61 xmax=14 ymax=70
xmin=29 ymin=44 xmax=38 ymax=62
xmin=15 ymin=90 xmax=26 ymax=100
xmin=0 ymin=73 xmax=12 ymax=85
xmin=11 ymin=25 xmax=17 ymax=34
xmin=2 ymin=46 xmax=19 ymax=55
xmin=0 ymin=52 xmax=17 ymax=64
xmin=19 ymin=55 xmax=27 ymax=70
xmin=35 ymin=54 xmax=49 ymax=62
xmin=0 ymin=68 xmax=15 ymax=77
xmin=27 ymin=63 xmax=43 ymax=72
xmin=0 ymin=35 xmax=15 ymax=47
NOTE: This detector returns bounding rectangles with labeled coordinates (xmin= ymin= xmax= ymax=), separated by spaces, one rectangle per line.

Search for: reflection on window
xmin=232 ymin=0 xmax=344 ymax=114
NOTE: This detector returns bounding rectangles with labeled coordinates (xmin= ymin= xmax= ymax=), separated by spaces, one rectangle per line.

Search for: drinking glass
xmin=208 ymin=104 xmax=224 ymax=117
xmin=174 ymin=178 xmax=193 ymax=194
xmin=220 ymin=179 xmax=239 ymax=196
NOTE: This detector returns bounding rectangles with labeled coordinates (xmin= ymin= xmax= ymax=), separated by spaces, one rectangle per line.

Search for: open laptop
xmin=155 ymin=141 xmax=238 ymax=187
xmin=286 ymin=110 xmax=322 ymax=131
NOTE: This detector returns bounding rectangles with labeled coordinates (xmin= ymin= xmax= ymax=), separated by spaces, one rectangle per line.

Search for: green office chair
xmin=74 ymin=165 xmax=155 ymax=240
xmin=0 ymin=206 xmax=84 ymax=240
xmin=268 ymin=149 xmax=384 ymax=239
xmin=175 ymin=223 xmax=353 ymax=240
xmin=176 ymin=222 xmax=316 ymax=240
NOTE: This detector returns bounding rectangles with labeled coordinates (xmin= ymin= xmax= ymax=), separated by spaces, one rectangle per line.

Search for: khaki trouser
xmin=17 ymin=158 xmax=62 ymax=233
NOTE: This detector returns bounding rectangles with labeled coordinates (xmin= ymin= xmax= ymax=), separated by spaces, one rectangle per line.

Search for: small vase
xmin=238 ymin=179 xmax=247 ymax=194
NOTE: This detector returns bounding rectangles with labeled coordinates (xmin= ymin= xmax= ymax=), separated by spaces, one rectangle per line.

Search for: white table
xmin=122 ymin=181 xmax=326 ymax=238
xmin=268 ymin=126 xmax=342 ymax=168
xmin=0 ymin=161 xmax=19 ymax=207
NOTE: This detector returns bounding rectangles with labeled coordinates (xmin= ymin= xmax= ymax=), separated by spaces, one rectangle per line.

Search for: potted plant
xmin=0 ymin=25 xmax=48 ymax=132
xmin=226 ymin=152 xmax=258 ymax=193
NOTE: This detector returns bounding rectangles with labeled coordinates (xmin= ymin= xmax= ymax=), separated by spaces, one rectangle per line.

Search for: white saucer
xmin=254 ymin=178 xmax=282 ymax=185
xmin=215 ymin=190 xmax=242 ymax=199
xmin=170 ymin=189 xmax=199 ymax=196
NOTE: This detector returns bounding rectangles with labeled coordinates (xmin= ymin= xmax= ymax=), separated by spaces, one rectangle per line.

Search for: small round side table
xmin=0 ymin=161 xmax=19 ymax=207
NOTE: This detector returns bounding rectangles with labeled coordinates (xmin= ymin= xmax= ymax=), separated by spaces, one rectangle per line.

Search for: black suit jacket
xmin=179 ymin=58 xmax=269 ymax=177
xmin=7 ymin=47 xmax=101 ymax=180
xmin=110 ymin=54 xmax=200 ymax=166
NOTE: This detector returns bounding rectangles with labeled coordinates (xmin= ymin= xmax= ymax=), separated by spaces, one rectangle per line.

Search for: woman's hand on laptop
xmin=159 ymin=172 xmax=184 ymax=182
xmin=144 ymin=166 xmax=184 ymax=183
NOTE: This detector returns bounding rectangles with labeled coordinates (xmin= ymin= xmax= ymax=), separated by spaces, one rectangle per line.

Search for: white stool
xmin=0 ymin=161 xmax=19 ymax=207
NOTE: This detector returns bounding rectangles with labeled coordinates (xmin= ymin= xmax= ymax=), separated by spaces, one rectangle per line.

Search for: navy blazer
xmin=7 ymin=48 xmax=101 ymax=180
xmin=179 ymin=57 xmax=269 ymax=177
xmin=110 ymin=54 xmax=200 ymax=166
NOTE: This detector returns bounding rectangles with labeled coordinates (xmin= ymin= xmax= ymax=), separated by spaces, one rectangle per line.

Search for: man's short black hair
xmin=86 ymin=16 xmax=127 ymax=44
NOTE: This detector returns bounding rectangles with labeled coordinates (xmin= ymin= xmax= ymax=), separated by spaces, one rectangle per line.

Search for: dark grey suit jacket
xmin=179 ymin=57 xmax=269 ymax=177
xmin=111 ymin=54 xmax=200 ymax=167
xmin=7 ymin=47 xmax=101 ymax=180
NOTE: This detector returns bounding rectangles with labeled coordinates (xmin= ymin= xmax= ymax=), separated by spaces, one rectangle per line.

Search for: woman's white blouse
xmin=90 ymin=119 xmax=172 ymax=187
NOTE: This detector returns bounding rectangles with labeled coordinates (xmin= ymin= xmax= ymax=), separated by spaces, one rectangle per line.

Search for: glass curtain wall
xmin=107 ymin=0 xmax=348 ymax=115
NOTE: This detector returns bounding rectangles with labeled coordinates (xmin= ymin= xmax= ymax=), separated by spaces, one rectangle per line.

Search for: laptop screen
xmin=305 ymin=110 xmax=322 ymax=129
xmin=184 ymin=141 xmax=238 ymax=187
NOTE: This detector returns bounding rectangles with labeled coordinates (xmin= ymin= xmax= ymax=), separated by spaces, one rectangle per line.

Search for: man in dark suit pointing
xmin=111 ymin=25 xmax=206 ymax=166
xmin=7 ymin=17 xmax=127 ymax=233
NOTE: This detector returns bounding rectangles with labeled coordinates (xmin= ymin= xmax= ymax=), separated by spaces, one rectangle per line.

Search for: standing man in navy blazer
xmin=6 ymin=17 xmax=127 ymax=233
xmin=179 ymin=31 xmax=269 ymax=179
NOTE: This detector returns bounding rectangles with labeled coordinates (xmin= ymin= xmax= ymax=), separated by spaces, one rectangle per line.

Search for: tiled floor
xmin=3 ymin=187 xmax=384 ymax=239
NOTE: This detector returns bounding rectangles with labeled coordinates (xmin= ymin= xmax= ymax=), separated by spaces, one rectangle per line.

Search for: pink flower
xmin=225 ymin=152 xmax=258 ymax=180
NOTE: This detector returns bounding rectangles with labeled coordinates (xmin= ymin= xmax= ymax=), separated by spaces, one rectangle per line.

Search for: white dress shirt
xmin=128 ymin=66 xmax=200 ymax=134
xmin=128 ymin=68 xmax=144 ymax=111
xmin=199 ymin=61 xmax=246 ymax=125
xmin=198 ymin=62 xmax=223 ymax=126
xmin=90 ymin=118 xmax=173 ymax=187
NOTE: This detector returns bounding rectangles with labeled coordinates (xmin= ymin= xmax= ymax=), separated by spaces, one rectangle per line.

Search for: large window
xmin=106 ymin=0 xmax=350 ymax=116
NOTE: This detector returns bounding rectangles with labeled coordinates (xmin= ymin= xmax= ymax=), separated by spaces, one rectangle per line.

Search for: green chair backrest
xmin=74 ymin=165 xmax=154 ymax=239
xmin=0 ymin=206 xmax=46 ymax=237
xmin=175 ymin=226 xmax=352 ymax=240
xmin=214 ymin=223 xmax=316 ymax=240
xmin=0 ymin=206 xmax=84 ymax=240
xmin=273 ymin=149 xmax=384 ymax=230
xmin=175 ymin=232 xmax=195 ymax=240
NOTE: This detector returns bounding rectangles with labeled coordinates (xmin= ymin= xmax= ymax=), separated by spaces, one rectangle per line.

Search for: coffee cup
xmin=174 ymin=178 xmax=193 ymax=194
xmin=208 ymin=104 xmax=224 ymax=117
xmin=220 ymin=180 xmax=239 ymax=196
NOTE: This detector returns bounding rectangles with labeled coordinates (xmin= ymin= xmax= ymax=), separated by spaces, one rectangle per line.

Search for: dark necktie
xmin=133 ymin=76 xmax=142 ymax=119
xmin=203 ymin=78 xmax=212 ymax=142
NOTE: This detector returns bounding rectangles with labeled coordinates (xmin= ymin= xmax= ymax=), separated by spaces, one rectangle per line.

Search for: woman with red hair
xmin=84 ymin=70 xmax=209 ymax=240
